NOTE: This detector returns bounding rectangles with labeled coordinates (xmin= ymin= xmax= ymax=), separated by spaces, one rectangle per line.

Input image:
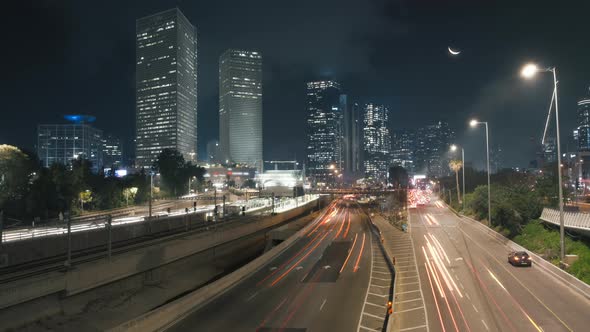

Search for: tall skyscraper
xmin=363 ymin=104 xmax=391 ymax=182
xmin=342 ymin=99 xmax=362 ymax=180
xmin=38 ymin=115 xmax=103 ymax=173
xmin=135 ymin=8 xmax=197 ymax=167
xmin=391 ymin=129 xmax=416 ymax=174
xmin=414 ymin=121 xmax=454 ymax=177
xmin=219 ymin=49 xmax=263 ymax=170
xmin=305 ymin=80 xmax=343 ymax=184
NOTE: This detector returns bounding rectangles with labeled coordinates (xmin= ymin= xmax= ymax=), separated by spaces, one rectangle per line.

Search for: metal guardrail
xmin=540 ymin=208 xmax=590 ymax=231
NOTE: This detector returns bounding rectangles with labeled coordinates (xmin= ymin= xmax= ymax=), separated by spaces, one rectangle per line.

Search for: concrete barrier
xmin=109 ymin=199 xmax=335 ymax=332
xmin=0 ymin=197 xmax=328 ymax=311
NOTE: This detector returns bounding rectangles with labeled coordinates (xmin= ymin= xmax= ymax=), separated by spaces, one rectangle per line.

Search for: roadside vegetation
xmin=438 ymin=164 xmax=590 ymax=284
xmin=0 ymin=145 xmax=205 ymax=224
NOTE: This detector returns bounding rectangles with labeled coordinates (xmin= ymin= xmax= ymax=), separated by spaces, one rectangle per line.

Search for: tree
xmin=154 ymin=149 xmax=206 ymax=197
xmin=449 ymin=159 xmax=463 ymax=204
xmin=242 ymin=179 xmax=257 ymax=189
xmin=0 ymin=145 xmax=35 ymax=210
xmin=388 ymin=166 xmax=409 ymax=189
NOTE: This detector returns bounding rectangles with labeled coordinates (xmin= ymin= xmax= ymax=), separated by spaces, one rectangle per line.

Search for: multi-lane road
xmin=170 ymin=200 xmax=393 ymax=332
xmin=410 ymin=199 xmax=590 ymax=332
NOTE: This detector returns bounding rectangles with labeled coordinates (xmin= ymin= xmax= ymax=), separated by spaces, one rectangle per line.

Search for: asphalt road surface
xmin=411 ymin=199 xmax=590 ymax=332
xmin=170 ymin=200 xmax=392 ymax=332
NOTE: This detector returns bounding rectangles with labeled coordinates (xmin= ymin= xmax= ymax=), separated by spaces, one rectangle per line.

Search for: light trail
xmin=340 ymin=233 xmax=358 ymax=273
xmin=353 ymin=233 xmax=366 ymax=272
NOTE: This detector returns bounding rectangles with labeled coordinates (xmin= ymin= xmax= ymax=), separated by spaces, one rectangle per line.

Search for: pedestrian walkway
xmin=372 ymin=215 xmax=428 ymax=332
xmin=357 ymin=234 xmax=393 ymax=332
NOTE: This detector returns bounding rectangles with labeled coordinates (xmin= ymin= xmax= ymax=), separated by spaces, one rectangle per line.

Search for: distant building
xmin=37 ymin=115 xmax=103 ymax=173
xmin=577 ymin=88 xmax=590 ymax=179
xmin=542 ymin=137 xmax=557 ymax=164
xmin=414 ymin=121 xmax=454 ymax=178
xmin=490 ymin=144 xmax=504 ymax=173
xmin=342 ymin=99 xmax=363 ymax=180
xmin=362 ymin=104 xmax=391 ymax=182
xmin=219 ymin=49 xmax=263 ymax=170
xmin=391 ymin=129 xmax=415 ymax=174
xmin=206 ymin=139 xmax=221 ymax=164
xmin=102 ymin=134 xmax=123 ymax=168
xmin=305 ymin=80 xmax=344 ymax=185
xmin=135 ymin=8 xmax=198 ymax=167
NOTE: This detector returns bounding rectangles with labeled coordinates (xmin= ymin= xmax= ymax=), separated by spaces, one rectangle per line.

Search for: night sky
xmin=1 ymin=0 xmax=589 ymax=169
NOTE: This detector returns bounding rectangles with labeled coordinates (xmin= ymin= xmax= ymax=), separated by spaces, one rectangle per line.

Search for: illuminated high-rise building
xmin=342 ymin=99 xmax=363 ymax=179
xmin=305 ymin=80 xmax=343 ymax=184
xmin=37 ymin=115 xmax=103 ymax=173
xmin=363 ymin=104 xmax=391 ymax=182
xmin=135 ymin=8 xmax=197 ymax=167
xmin=414 ymin=121 xmax=454 ymax=177
xmin=391 ymin=129 xmax=415 ymax=174
xmin=219 ymin=49 xmax=263 ymax=170
xmin=577 ymin=88 xmax=590 ymax=178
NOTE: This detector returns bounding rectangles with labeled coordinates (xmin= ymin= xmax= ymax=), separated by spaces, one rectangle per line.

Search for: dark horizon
xmin=1 ymin=0 xmax=589 ymax=170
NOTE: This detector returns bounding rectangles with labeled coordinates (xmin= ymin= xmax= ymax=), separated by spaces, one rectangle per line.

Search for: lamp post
xmin=450 ymin=144 xmax=466 ymax=211
xmin=521 ymin=63 xmax=565 ymax=261
xmin=470 ymin=119 xmax=491 ymax=225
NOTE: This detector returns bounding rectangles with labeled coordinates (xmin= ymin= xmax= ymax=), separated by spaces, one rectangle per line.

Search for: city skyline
xmin=2 ymin=1 xmax=590 ymax=170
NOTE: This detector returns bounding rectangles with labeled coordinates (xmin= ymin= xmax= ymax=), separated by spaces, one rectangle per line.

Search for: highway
xmin=169 ymin=200 xmax=393 ymax=332
xmin=410 ymin=199 xmax=590 ymax=332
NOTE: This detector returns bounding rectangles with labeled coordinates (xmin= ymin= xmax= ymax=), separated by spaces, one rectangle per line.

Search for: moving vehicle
xmin=508 ymin=251 xmax=532 ymax=267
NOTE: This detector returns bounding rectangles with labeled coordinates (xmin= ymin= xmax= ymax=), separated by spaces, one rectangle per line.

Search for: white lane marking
xmin=368 ymin=292 xmax=388 ymax=297
xmin=320 ymin=298 xmax=327 ymax=311
xmin=472 ymin=303 xmax=479 ymax=313
xmin=395 ymin=298 xmax=423 ymax=304
xmin=371 ymin=276 xmax=390 ymax=281
xmin=459 ymin=282 xmax=465 ymax=290
xmin=399 ymin=281 xmax=420 ymax=286
xmin=397 ymin=276 xmax=419 ymax=280
xmin=295 ymin=266 xmax=303 ymax=270
xmin=365 ymin=301 xmax=385 ymax=308
xmin=371 ymin=284 xmax=390 ymax=288
xmin=373 ymin=271 xmax=390 ymax=275
xmin=395 ymin=290 xmax=421 ymax=295
xmin=301 ymin=272 xmax=309 ymax=282
xmin=360 ymin=325 xmax=380 ymax=332
xmin=399 ymin=324 xmax=428 ymax=331
xmin=482 ymin=319 xmax=490 ymax=331
xmin=269 ymin=266 xmax=277 ymax=271
xmin=393 ymin=306 xmax=425 ymax=314
xmin=246 ymin=291 xmax=258 ymax=302
xmin=465 ymin=293 xmax=471 ymax=300
xmin=356 ymin=228 xmax=374 ymax=332
xmin=363 ymin=312 xmax=385 ymax=320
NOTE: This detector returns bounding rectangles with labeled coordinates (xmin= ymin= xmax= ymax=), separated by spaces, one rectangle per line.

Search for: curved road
xmin=170 ymin=201 xmax=393 ymax=332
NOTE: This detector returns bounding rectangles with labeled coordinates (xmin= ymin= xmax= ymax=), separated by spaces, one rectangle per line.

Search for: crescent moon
xmin=448 ymin=46 xmax=461 ymax=55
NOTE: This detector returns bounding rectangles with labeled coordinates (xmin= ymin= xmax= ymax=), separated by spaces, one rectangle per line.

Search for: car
xmin=508 ymin=251 xmax=532 ymax=267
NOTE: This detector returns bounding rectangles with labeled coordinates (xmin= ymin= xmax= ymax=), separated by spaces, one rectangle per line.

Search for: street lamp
xmin=470 ymin=119 xmax=491 ymax=226
xmin=450 ymin=144 xmax=466 ymax=211
xmin=521 ymin=62 xmax=565 ymax=261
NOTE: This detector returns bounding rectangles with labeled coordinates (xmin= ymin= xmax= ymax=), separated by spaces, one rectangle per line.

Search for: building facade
xmin=38 ymin=116 xmax=103 ymax=173
xmin=219 ymin=49 xmax=263 ymax=170
xmin=391 ymin=129 xmax=415 ymax=174
xmin=342 ymin=99 xmax=363 ymax=180
xmin=362 ymin=104 xmax=391 ymax=182
xmin=414 ymin=121 xmax=454 ymax=178
xmin=135 ymin=8 xmax=198 ymax=167
xmin=577 ymin=88 xmax=590 ymax=179
xmin=102 ymin=134 xmax=123 ymax=168
xmin=305 ymin=80 xmax=343 ymax=184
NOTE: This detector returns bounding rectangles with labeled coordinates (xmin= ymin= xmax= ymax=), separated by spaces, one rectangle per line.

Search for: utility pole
xmin=0 ymin=210 xmax=4 ymax=246
xmin=65 ymin=212 xmax=71 ymax=268
xmin=106 ymin=214 xmax=112 ymax=260
xmin=222 ymin=195 xmax=226 ymax=218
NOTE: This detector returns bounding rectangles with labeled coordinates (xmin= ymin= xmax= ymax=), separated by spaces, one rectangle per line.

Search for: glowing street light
xmin=520 ymin=62 xmax=565 ymax=261
xmin=450 ymin=144 xmax=465 ymax=211
xmin=469 ymin=119 xmax=491 ymax=225
xmin=521 ymin=63 xmax=539 ymax=79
